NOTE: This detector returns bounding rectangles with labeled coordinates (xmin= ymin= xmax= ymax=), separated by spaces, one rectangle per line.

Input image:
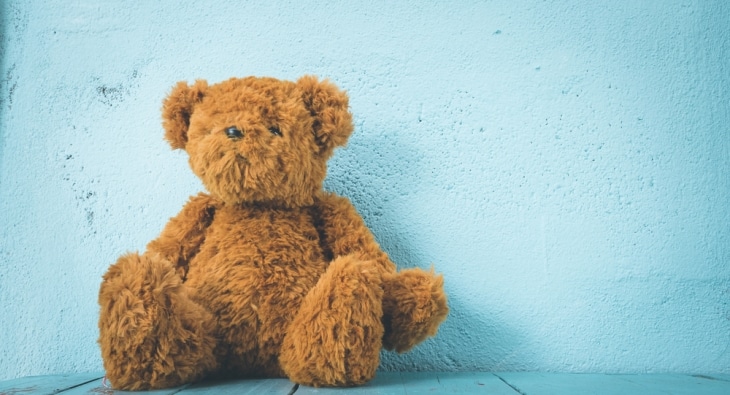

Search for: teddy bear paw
xmin=280 ymin=255 xmax=384 ymax=387
xmin=98 ymin=253 xmax=217 ymax=390
xmin=381 ymin=267 xmax=449 ymax=353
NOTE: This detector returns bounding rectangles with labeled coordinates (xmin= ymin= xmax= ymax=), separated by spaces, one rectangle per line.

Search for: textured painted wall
xmin=1 ymin=0 xmax=728 ymax=380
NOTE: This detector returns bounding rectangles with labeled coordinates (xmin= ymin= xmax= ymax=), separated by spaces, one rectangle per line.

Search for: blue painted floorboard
xmin=1 ymin=372 xmax=729 ymax=394
xmin=0 ymin=372 xmax=102 ymax=395
xmin=496 ymin=372 xmax=730 ymax=395
xmin=295 ymin=372 xmax=516 ymax=394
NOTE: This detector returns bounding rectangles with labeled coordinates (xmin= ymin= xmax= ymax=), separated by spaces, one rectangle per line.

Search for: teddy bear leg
xmin=381 ymin=267 xmax=449 ymax=353
xmin=98 ymin=252 xmax=218 ymax=390
xmin=280 ymin=254 xmax=384 ymax=387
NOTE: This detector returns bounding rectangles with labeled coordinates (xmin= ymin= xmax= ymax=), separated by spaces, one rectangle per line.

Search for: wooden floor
xmin=1 ymin=371 xmax=729 ymax=395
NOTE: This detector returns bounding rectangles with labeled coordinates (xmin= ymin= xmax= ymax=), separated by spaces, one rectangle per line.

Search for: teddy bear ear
xmin=161 ymin=80 xmax=208 ymax=150
xmin=296 ymin=75 xmax=354 ymax=157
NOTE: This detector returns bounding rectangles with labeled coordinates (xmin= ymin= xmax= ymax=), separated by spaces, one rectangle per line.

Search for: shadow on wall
xmin=325 ymin=123 xmax=428 ymax=269
xmin=326 ymin=128 xmax=533 ymax=371
xmin=380 ymin=294 xmax=533 ymax=372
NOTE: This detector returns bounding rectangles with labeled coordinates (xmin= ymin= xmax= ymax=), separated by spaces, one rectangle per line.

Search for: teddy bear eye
xmin=225 ymin=127 xmax=243 ymax=139
xmin=268 ymin=126 xmax=282 ymax=137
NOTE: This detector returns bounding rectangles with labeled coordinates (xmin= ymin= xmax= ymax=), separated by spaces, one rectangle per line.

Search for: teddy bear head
xmin=161 ymin=76 xmax=353 ymax=207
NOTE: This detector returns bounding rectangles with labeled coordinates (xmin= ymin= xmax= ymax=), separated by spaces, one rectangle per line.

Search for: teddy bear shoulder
xmin=178 ymin=192 xmax=221 ymax=223
xmin=314 ymin=192 xmax=358 ymax=219
xmin=145 ymin=193 xmax=220 ymax=264
xmin=312 ymin=191 xmax=397 ymax=274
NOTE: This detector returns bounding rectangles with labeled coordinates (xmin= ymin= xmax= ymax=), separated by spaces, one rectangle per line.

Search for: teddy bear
xmin=97 ymin=75 xmax=448 ymax=390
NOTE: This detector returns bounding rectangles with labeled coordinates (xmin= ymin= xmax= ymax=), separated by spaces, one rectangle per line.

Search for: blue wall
xmin=0 ymin=0 xmax=728 ymax=380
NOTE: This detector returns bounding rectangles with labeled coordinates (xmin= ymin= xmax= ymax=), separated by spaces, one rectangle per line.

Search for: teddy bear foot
xmin=98 ymin=252 xmax=218 ymax=390
xmin=279 ymin=254 xmax=384 ymax=387
xmin=381 ymin=267 xmax=449 ymax=353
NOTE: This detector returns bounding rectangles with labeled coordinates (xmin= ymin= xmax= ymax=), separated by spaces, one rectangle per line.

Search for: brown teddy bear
xmin=97 ymin=76 xmax=448 ymax=390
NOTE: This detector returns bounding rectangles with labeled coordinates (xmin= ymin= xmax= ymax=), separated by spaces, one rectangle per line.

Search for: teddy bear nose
xmin=225 ymin=127 xmax=243 ymax=139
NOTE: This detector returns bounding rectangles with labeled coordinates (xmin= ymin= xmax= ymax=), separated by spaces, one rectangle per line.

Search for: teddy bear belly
xmin=183 ymin=213 xmax=328 ymax=375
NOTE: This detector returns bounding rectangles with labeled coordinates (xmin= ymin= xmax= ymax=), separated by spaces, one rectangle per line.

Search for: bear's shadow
xmin=324 ymin=130 xmax=531 ymax=372
xmin=325 ymin=128 xmax=429 ymax=268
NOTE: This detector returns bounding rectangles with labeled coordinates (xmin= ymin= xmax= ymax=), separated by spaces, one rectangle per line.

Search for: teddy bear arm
xmin=315 ymin=195 xmax=448 ymax=354
xmin=145 ymin=193 xmax=217 ymax=275
xmin=381 ymin=268 xmax=448 ymax=352
xmin=315 ymin=193 xmax=396 ymax=275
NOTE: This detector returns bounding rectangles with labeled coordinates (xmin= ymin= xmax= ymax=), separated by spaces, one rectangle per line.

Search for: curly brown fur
xmin=280 ymin=255 xmax=384 ymax=386
xmin=98 ymin=76 xmax=448 ymax=390
xmin=98 ymin=253 xmax=217 ymax=390
xmin=382 ymin=268 xmax=448 ymax=352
